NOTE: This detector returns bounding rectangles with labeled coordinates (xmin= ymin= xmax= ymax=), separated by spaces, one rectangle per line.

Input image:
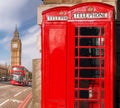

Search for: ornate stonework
xmin=11 ymin=26 xmax=21 ymax=66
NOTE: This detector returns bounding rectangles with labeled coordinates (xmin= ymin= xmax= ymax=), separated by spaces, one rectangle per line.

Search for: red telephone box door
xmin=41 ymin=23 xmax=67 ymax=108
xmin=67 ymin=21 xmax=114 ymax=108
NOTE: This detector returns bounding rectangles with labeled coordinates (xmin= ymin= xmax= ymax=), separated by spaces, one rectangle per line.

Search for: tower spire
xmin=15 ymin=24 xmax=18 ymax=32
xmin=13 ymin=24 xmax=19 ymax=39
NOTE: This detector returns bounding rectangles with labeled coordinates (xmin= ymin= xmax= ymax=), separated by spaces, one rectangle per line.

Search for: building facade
xmin=0 ymin=64 xmax=8 ymax=79
xmin=11 ymin=26 xmax=21 ymax=66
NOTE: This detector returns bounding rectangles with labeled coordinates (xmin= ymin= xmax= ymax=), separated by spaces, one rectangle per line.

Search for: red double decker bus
xmin=10 ymin=65 xmax=29 ymax=86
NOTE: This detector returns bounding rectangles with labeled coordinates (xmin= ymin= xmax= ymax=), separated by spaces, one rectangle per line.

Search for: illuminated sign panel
xmin=73 ymin=12 xmax=108 ymax=19
xmin=47 ymin=16 xmax=68 ymax=21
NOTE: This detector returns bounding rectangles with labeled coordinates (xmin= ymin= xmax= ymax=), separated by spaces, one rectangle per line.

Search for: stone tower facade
xmin=11 ymin=26 xmax=21 ymax=66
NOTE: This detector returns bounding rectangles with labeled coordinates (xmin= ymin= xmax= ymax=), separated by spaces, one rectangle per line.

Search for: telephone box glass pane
xmin=75 ymin=69 xmax=78 ymax=77
xmin=117 ymin=52 xmax=120 ymax=65
xmin=80 ymin=58 xmax=100 ymax=67
xmin=75 ymin=38 xmax=78 ymax=46
xmin=80 ymin=48 xmax=100 ymax=56
xmin=80 ymin=27 xmax=100 ymax=36
xmin=80 ymin=69 xmax=100 ymax=78
xmin=80 ymin=38 xmax=100 ymax=46
xmin=101 ymin=27 xmax=104 ymax=36
xmin=75 ymin=27 xmax=79 ymax=36
xmin=80 ymin=90 xmax=89 ymax=98
xmin=75 ymin=48 xmax=78 ymax=56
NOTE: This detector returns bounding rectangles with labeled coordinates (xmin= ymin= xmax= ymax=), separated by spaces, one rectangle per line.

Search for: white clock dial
xmin=12 ymin=43 xmax=18 ymax=48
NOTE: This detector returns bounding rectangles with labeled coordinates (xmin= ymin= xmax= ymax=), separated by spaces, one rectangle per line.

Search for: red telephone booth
xmin=41 ymin=2 xmax=115 ymax=108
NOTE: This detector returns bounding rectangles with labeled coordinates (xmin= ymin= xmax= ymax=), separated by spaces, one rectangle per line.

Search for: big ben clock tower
xmin=11 ymin=26 xmax=21 ymax=66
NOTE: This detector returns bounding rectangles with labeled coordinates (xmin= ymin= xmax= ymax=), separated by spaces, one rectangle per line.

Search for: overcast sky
xmin=0 ymin=0 xmax=42 ymax=70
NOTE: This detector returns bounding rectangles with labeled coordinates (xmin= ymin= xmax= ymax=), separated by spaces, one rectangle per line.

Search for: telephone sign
xmin=73 ymin=12 xmax=108 ymax=19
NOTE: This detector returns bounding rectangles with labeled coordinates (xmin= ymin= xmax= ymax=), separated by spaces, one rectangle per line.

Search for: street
xmin=0 ymin=81 xmax=32 ymax=108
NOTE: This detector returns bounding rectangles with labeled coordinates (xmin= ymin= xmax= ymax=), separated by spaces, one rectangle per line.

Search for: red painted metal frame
xmin=41 ymin=2 xmax=115 ymax=108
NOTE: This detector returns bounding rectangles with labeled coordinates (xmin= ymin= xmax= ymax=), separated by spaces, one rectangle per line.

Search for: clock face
xmin=12 ymin=43 xmax=18 ymax=48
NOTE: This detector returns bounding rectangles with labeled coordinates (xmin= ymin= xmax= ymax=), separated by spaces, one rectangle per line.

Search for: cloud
xmin=21 ymin=25 xmax=40 ymax=70
xmin=0 ymin=34 xmax=12 ymax=52
xmin=0 ymin=0 xmax=41 ymax=31
xmin=0 ymin=0 xmax=28 ymax=31
xmin=0 ymin=36 xmax=10 ymax=44
xmin=0 ymin=60 xmax=8 ymax=65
